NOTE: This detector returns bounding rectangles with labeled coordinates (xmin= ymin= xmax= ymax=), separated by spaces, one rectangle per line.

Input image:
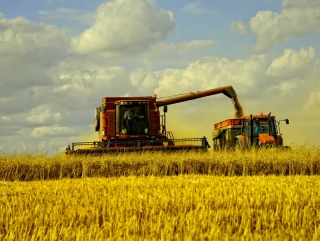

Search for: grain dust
xmin=232 ymin=97 xmax=244 ymax=118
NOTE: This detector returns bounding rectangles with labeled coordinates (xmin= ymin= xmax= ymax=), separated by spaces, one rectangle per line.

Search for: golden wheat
xmin=0 ymin=147 xmax=319 ymax=181
xmin=1 ymin=175 xmax=320 ymax=240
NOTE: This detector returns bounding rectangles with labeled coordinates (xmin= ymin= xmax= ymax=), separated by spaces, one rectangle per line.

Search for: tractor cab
xmin=240 ymin=112 xmax=289 ymax=148
xmin=242 ymin=116 xmax=277 ymax=147
xmin=252 ymin=119 xmax=276 ymax=136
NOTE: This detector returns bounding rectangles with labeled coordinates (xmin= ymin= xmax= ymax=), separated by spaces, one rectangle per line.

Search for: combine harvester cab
xmin=212 ymin=112 xmax=290 ymax=151
xmin=65 ymin=85 xmax=239 ymax=155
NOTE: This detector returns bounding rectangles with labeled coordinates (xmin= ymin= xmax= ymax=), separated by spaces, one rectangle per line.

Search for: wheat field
xmin=0 ymin=148 xmax=320 ymax=240
xmin=1 ymin=147 xmax=320 ymax=181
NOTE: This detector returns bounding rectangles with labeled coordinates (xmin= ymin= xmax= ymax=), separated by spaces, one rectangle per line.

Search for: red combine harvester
xmin=212 ymin=112 xmax=290 ymax=150
xmin=65 ymin=85 xmax=238 ymax=154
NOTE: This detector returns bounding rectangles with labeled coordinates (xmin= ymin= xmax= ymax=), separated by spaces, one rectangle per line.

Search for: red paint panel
xmin=107 ymin=110 xmax=115 ymax=136
xmin=149 ymin=110 xmax=160 ymax=135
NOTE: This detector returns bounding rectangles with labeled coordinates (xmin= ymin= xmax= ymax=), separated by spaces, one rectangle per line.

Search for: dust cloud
xmin=75 ymin=131 xmax=99 ymax=143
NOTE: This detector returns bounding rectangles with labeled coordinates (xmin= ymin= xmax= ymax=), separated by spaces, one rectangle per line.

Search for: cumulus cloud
xmin=249 ymin=0 xmax=320 ymax=52
xmin=0 ymin=13 xmax=67 ymax=55
xmin=152 ymin=55 xmax=270 ymax=97
xmin=31 ymin=126 xmax=77 ymax=138
xmin=0 ymin=14 xmax=71 ymax=153
xmin=181 ymin=2 xmax=212 ymax=15
xmin=267 ymin=47 xmax=315 ymax=77
xmin=136 ymin=40 xmax=215 ymax=66
xmin=70 ymin=0 xmax=175 ymax=55
xmin=27 ymin=105 xmax=62 ymax=125
xmin=47 ymin=61 xmax=132 ymax=109
xmin=0 ymin=13 xmax=68 ymax=96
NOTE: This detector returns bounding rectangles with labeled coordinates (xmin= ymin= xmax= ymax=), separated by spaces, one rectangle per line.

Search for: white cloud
xmin=139 ymin=40 xmax=215 ymax=59
xmin=31 ymin=126 xmax=76 ymax=138
xmin=70 ymin=0 xmax=175 ymax=55
xmin=37 ymin=60 xmax=134 ymax=113
xmin=0 ymin=14 xmax=67 ymax=55
xmin=181 ymin=2 xmax=212 ymax=15
xmin=230 ymin=21 xmax=247 ymax=35
xmin=130 ymin=68 xmax=160 ymax=95
xmin=152 ymin=55 xmax=269 ymax=97
xmin=267 ymin=47 xmax=315 ymax=77
xmin=27 ymin=105 xmax=62 ymax=124
xmin=249 ymin=0 xmax=320 ymax=52
xmin=0 ymin=13 xmax=68 ymax=95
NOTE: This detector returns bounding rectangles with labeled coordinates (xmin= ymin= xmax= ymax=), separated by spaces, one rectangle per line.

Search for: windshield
xmin=117 ymin=105 xmax=149 ymax=135
xmin=253 ymin=119 xmax=277 ymax=136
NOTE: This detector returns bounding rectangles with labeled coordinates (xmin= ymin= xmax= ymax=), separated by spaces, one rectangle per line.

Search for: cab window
xmin=117 ymin=105 xmax=149 ymax=135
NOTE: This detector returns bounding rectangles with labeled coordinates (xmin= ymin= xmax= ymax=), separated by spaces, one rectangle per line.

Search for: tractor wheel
xmin=234 ymin=140 xmax=244 ymax=151
xmin=213 ymin=143 xmax=219 ymax=152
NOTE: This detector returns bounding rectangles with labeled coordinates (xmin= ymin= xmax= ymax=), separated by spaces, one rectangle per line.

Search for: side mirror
xmin=285 ymin=119 xmax=289 ymax=124
xmin=164 ymin=105 xmax=168 ymax=113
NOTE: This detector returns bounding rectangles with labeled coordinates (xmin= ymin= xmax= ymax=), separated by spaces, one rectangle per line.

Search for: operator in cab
xmin=254 ymin=119 xmax=268 ymax=134
xmin=123 ymin=107 xmax=137 ymax=134
xmin=254 ymin=120 xmax=263 ymax=134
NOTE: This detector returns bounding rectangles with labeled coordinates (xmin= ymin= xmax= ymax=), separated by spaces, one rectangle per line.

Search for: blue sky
xmin=0 ymin=0 xmax=320 ymax=153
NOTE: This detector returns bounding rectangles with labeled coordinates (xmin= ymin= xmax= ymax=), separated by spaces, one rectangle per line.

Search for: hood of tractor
xmin=258 ymin=133 xmax=275 ymax=144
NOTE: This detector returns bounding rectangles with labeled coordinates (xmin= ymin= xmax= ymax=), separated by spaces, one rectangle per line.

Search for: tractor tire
xmin=234 ymin=140 xmax=244 ymax=151
xmin=213 ymin=143 xmax=219 ymax=152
